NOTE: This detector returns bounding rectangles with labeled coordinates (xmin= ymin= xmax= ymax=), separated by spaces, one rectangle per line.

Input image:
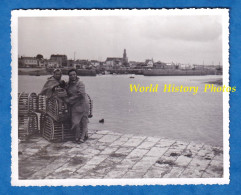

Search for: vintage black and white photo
xmin=11 ymin=9 xmax=229 ymax=186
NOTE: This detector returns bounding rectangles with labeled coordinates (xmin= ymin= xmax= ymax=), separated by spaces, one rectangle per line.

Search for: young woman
xmin=65 ymin=69 xmax=89 ymax=144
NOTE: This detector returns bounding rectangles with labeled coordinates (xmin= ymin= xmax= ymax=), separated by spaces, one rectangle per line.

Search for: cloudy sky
xmin=18 ymin=15 xmax=222 ymax=65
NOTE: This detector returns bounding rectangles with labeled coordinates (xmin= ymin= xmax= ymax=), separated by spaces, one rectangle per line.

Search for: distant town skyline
xmin=18 ymin=15 xmax=223 ymax=65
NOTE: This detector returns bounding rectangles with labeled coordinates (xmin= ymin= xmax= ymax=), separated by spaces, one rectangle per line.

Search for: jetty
xmin=19 ymin=129 xmax=223 ymax=179
xmin=18 ymin=68 xmax=97 ymax=76
xmin=143 ymin=69 xmax=222 ymax=76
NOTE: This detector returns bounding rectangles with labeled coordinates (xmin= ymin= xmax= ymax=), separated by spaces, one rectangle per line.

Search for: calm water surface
xmin=19 ymin=75 xmax=223 ymax=146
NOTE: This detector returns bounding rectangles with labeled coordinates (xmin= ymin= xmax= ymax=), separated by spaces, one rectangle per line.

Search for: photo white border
xmin=11 ymin=9 xmax=230 ymax=186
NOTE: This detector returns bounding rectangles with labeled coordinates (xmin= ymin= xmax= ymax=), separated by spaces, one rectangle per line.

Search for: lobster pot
xmin=38 ymin=95 xmax=47 ymax=113
xmin=86 ymin=94 xmax=93 ymax=118
xmin=46 ymin=96 xmax=70 ymax=122
xmin=28 ymin=93 xmax=38 ymax=112
xmin=53 ymin=87 xmax=68 ymax=98
xmin=18 ymin=92 xmax=38 ymax=114
xmin=42 ymin=115 xmax=74 ymax=141
xmin=18 ymin=93 xmax=29 ymax=115
xmin=39 ymin=113 xmax=46 ymax=135
xmin=18 ymin=113 xmax=38 ymax=139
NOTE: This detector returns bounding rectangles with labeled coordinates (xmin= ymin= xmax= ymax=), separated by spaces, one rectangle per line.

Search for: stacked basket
xmin=39 ymin=87 xmax=93 ymax=142
xmin=18 ymin=92 xmax=39 ymax=140
xmin=38 ymin=87 xmax=72 ymax=142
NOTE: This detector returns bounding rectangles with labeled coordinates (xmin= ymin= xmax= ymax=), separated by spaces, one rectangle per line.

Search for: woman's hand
xmin=59 ymin=80 xmax=66 ymax=88
xmin=63 ymin=97 xmax=70 ymax=104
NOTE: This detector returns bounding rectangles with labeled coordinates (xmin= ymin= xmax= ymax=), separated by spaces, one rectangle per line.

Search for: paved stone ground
xmin=18 ymin=129 xmax=223 ymax=179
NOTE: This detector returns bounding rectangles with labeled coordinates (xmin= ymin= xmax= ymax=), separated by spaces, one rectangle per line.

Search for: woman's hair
xmin=53 ymin=68 xmax=62 ymax=74
xmin=68 ymin=68 xmax=77 ymax=75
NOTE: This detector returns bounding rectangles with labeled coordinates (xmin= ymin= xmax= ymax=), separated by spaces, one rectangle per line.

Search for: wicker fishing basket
xmin=86 ymin=93 xmax=93 ymax=118
xmin=18 ymin=92 xmax=38 ymax=114
xmin=42 ymin=115 xmax=74 ymax=142
xmin=18 ymin=112 xmax=38 ymax=140
xmin=46 ymin=96 xmax=70 ymax=122
xmin=37 ymin=94 xmax=47 ymax=113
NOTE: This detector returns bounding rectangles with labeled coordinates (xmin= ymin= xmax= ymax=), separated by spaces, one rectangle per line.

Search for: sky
xmin=18 ymin=15 xmax=223 ymax=65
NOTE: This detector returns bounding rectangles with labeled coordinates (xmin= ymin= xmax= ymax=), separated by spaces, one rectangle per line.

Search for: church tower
xmin=123 ymin=49 xmax=128 ymax=65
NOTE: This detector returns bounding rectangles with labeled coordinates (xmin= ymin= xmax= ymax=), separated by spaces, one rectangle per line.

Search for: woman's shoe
xmin=79 ymin=139 xmax=85 ymax=143
xmin=84 ymin=134 xmax=89 ymax=141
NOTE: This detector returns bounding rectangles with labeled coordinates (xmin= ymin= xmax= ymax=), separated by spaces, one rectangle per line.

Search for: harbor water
xmin=19 ymin=75 xmax=223 ymax=146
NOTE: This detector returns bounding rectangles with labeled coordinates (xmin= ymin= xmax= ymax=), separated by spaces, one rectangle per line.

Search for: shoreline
xmin=18 ymin=68 xmax=223 ymax=77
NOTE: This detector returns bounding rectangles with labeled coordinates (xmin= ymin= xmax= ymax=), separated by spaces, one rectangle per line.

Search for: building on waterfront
xmin=105 ymin=49 xmax=129 ymax=68
xmin=72 ymin=59 xmax=91 ymax=69
xmin=133 ymin=62 xmax=145 ymax=69
xmin=67 ymin=59 xmax=75 ymax=67
xmin=205 ymin=65 xmax=222 ymax=70
xmin=165 ymin=62 xmax=178 ymax=69
xmin=179 ymin=64 xmax=193 ymax=70
xmin=18 ymin=56 xmax=38 ymax=68
xmin=193 ymin=64 xmax=205 ymax=70
xmin=90 ymin=60 xmax=101 ymax=68
xmin=46 ymin=59 xmax=60 ymax=68
xmin=73 ymin=60 xmax=82 ymax=69
xmin=145 ymin=59 xmax=154 ymax=68
xmin=102 ymin=62 xmax=112 ymax=70
xmin=50 ymin=54 xmax=68 ymax=67
xmin=153 ymin=61 xmax=167 ymax=69
xmin=129 ymin=61 xmax=138 ymax=68
xmin=38 ymin=59 xmax=47 ymax=67
xmin=105 ymin=57 xmax=123 ymax=68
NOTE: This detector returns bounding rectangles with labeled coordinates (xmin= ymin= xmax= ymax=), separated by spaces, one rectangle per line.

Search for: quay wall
xmin=18 ymin=68 xmax=97 ymax=76
xmin=143 ymin=69 xmax=222 ymax=76
xmin=18 ymin=68 xmax=222 ymax=76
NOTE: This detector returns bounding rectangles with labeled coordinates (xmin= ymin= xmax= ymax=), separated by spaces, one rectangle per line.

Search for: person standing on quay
xmin=65 ymin=69 xmax=89 ymax=144
xmin=39 ymin=69 xmax=63 ymax=97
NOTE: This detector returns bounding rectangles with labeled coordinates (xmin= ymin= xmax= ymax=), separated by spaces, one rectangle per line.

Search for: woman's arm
xmin=65 ymin=81 xmax=85 ymax=105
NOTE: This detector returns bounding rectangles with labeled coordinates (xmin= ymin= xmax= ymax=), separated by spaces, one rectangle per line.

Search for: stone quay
xmin=18 ymin=129 xmax=223 ymax=179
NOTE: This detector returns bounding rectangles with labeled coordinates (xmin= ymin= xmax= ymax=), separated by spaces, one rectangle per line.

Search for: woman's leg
xmin=71 ymin=113 xmax=81 ymax=139
xmin=80 ymin=116 xmax=88 ymax=141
